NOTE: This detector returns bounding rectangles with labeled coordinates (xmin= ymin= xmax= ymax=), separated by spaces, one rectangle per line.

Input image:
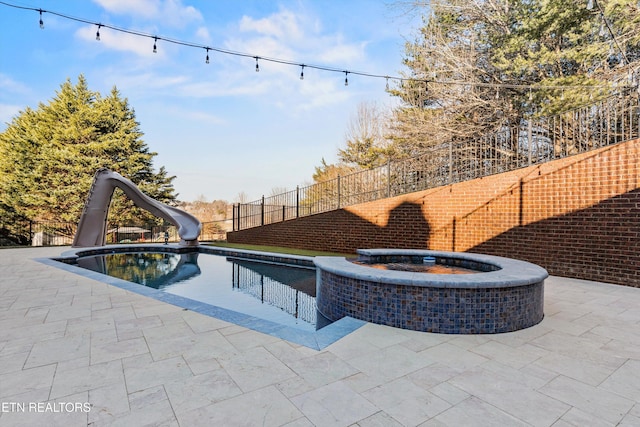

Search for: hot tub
xmin=314 ymin=249 xmax=547 ymax=334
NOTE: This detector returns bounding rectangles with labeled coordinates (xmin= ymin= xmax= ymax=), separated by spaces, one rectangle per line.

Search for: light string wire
xmin=588 ymin=0 xmax=631 ymax=66
xmin=0 ymin=0 xmax=632 ymax=93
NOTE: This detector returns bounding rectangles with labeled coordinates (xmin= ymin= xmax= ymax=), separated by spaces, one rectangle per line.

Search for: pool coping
xmin=39 ymin=244 xmax=366 ymax=350
xmin=314 ymin=248 xmax=549 ymax=288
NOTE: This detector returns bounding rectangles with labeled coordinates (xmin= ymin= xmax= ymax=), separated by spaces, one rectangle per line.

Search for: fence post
xmin=637 ymin=94 xmax=640 ymax=139
xmin=282 ymin=205 xmax=286 ymax=222
xmin=261 ymin=196 xmax=265 ymax=226
xmin=449 ymin=140 xmax=453 ymax=184
xmin=232 ymin=204 xmax=236 ymax=231
xmin=296 ymin=186 xmax=299 ymax=218
xmin=337 ymin=175 xmax=341 ymax=209
xmin=387 ymin=161 xmax=391 ymax=197
xmin=528 ymin=119 xmax=533 ymax=165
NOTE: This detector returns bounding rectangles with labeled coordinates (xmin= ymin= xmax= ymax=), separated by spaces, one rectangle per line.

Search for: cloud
xmin=92 ymin=0 xmax=157 ymax=17
xmin=318 ymin=41 xmax=369 ymax=64
xmin=239 ymin=9 xmax=303 ymax=40
xmin=92 ymin=0 xmax=202 ymax=27
xmin=76 ymin=5 xmax=371 ymax=113
xmin=0 ymin=74 xmax=31 ymax=95
xmin=76 ymin=26 xmax=163 ymax=58
xmin=217 ymin=7 xmax=367 ymax=109
xmin=177 ymin=78 xmax=272 ymax=98
xmin=230 ymin=7 xmax=367 ymax=67
xmin=0 ymin=104 xmax=24 ymax=128
xmin=0 ymin=75 xmax=34 ymax=129
xmin=195 ymin=26 xmax=211 ymax=44
xmin=102 ymin=70 xmax=190 ymax=93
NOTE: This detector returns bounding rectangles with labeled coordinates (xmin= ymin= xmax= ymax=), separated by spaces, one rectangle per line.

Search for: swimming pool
xmin=75 ymin=251 xmax=321 ymax=332
xmin=45 ymin=244 xmax=365 ymax=349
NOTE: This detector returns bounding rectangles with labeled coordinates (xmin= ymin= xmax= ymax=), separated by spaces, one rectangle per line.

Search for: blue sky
xmin=0 ymin=0 xmax=420 ymax=202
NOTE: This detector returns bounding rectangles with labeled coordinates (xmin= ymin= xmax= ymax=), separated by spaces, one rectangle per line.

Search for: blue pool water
xmin=75 ymin=252 xmax=323 ymax=332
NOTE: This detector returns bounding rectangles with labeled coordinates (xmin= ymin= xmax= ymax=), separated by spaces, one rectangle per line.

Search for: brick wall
xmin=228 ymin=139 xmax=640 ymax=287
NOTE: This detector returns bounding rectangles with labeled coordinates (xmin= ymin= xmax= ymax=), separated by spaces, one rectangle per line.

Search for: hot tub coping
xmin=314 ymin=249 xmax=548 ymax=289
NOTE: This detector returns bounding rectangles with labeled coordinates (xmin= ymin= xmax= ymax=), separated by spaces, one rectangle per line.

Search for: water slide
xmin=72 ymin=168 xmax=201 ymax=247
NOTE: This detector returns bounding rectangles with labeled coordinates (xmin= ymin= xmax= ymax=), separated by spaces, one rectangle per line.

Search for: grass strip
xmin=204 ymin=242 xmax=354 ymax=258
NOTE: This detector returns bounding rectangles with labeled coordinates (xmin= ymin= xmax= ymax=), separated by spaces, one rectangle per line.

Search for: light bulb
xmin=39 ymin=10 xmax=44 ymax=29
xmin=587 ymin=0 xmax=594 ymax=10
xmin=96 ymin=24 xmax=101 ymax=41
xmin=300 ymin=65 xmax=304 ymax=80
xmin=255 ymin=57 xmax=259 ymax=72
xmin=344 ymin=71 xmax=349 ymax=86
xmin=205 ymin=48 xmax=210 ymax=64
xmin=153 ymin=37 xmax=157 ymax=53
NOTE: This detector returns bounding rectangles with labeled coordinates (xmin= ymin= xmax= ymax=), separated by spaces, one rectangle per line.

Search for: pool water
xmin=351 ymin=261 xmax=477 ymax=274
xmin=75 ymin=252 xmax=322 ymax=331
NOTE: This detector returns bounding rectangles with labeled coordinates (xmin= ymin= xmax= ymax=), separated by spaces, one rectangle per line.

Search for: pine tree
xmin=0 ymin=75 xmax=176 ymax=224
xmin=337 ymin=102 xmax=393 ymax=169
xmin=389 ymin=0 xmax=640 ymax=156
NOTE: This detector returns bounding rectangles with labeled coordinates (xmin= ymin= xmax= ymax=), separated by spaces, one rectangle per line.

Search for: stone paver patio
xmin=0 ymin=247 xmax=639 ymax=426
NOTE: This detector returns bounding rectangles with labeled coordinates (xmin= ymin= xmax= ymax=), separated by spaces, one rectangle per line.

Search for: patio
xmin=0 ymin=246 xmax=639 ymax=426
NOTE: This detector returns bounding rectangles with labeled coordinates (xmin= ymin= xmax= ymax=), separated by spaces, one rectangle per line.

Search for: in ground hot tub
xmin=314 ymin=249 xmax=547 ymax=334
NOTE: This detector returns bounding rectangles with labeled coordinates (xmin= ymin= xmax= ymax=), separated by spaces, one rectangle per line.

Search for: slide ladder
xmin=72 ymin=168 xmax=201 ymax=247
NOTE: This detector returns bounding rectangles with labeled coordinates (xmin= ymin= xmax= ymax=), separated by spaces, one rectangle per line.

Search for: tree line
xmin=314 ymin=0 xmax=640 ymax=182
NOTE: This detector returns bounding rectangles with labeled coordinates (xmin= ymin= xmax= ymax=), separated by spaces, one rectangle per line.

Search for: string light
xmin=205 ymin=47 xmax=210 ymax=64
xmin=385 ymin=77 xmax=389 ymax=90
xmin=344 ymin=71 xmax=349 ymax=86
xmin=587 ymin=0 xmax=629 ymax=66
xmin=96 ymin=24 xmax=101 ymax=41
xmin=0 ymin=1 xmax=632 ymax=96
xmin=300 ymin=64 xmax=304 ymax=80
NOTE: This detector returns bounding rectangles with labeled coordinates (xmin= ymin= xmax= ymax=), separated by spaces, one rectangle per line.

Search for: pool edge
xmin=35 ymin=247 xmax=365 ymax=350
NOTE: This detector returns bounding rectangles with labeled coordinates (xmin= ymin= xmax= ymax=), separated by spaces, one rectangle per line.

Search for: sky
xmin=0 ymin=0 xmax=421 ymax=203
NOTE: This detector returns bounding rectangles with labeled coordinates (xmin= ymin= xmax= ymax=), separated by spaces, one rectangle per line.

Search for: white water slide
xmin=72 ymin=168 xmax=201 ymax=247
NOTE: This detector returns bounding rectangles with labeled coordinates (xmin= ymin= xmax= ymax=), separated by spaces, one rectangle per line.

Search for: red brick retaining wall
xmin=228 ymin=139 xmax=640 ymax=287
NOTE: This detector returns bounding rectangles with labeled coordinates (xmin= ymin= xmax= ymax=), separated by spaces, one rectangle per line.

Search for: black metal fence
xmin=231 ymin=260 xmax=316 ymax=324
xmin=0 ymin=219 xmax=232 ymax=247
xmin=0 ymin=221 xmax=76 ymax=247
xmin=233 ymin=91 xmax=640 ymax=231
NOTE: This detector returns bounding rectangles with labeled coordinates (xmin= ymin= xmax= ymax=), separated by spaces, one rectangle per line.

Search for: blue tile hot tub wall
xmin=316 ymin=270 xmax=544 ymax=334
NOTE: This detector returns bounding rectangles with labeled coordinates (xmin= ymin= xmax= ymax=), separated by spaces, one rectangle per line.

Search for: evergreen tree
xmin=337 ymin=102 xmax=393 ymax=169
xmin=389 ymin=0 xmax=640 ymax=156
xmin=0 ymin=75 xmax=176 ymax=224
